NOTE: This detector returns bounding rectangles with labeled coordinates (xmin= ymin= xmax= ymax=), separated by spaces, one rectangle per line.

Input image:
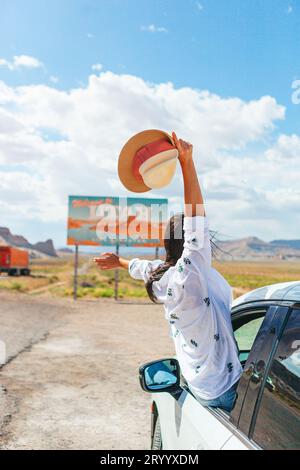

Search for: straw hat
xmin=118 ymin=129 xmax=179 ymax=193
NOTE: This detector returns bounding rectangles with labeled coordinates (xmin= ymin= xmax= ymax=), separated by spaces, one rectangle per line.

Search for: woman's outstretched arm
xmin=93 ymin=253 xmax=129 ymax=270
xmin=94 ymin=254 xmax=163 ymax=282
xmin=172 ymin=132 xmax=205 ymax=218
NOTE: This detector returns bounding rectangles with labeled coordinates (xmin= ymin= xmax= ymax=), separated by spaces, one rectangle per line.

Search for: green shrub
xmin=94 ymin=287 xmax=114 ymax=298
xmin=49 ymin=275 xmax=59 ymax=284
xmin=11 ymin=282 xmax=24 ymax=292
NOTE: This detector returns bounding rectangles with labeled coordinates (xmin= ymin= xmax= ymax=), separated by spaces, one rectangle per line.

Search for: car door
xmin=230 ymin=304 xmax=287 ymax=430
xmin=157 ymin=303 xmax=271 ymax=450
xmin=244 ymin=304 xmax=300 ymax=449
xmin=157 ymin=302 xmax=292 ymax=450
xmin=230 ymin=303 xmax=298 ymax=444
xmin=156 ymin=388 xmax=242 ymax=450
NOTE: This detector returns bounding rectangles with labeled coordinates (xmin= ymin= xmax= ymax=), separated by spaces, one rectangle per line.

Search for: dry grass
xmin=214 ymin=260 xmax=300 ymax=290
xmin=0 ymin=255 xmax=299 ymax=300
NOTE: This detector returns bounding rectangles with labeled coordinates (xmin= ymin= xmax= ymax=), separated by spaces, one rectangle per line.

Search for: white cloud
xmin=87 ymin=32 xmax=94 ymax=39
xmin=0 ymin=59 xmax=10 ymax=68
xmin=287 ymin=5 xmax=293 ymax=13
xmin=50 ymin=75 xmax=59 ymax=84
xmin=13 ymin=55 xmax=42 ymax=69
xmin=196 ymin=1 xmax=203 ymax=11
xmin=0 ymin=71 xmax=297 ymax=243
xmin=200 ymin=131 xmax=300 ymax=237
xmin=141 ymin=24 xmax=168 ymax=33
xmin=0 ymin=55 xmax=43 ymax=71
xmin=265 ymin=134 xmax=300 ymax=161
xmin=91 ymin=63 xmax=103 ymax=72
xmin=0 ymin=81 xmax=16 ymax=103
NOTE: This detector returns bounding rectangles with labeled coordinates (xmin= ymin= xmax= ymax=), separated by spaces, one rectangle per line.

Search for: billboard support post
xmin=114 ymin=243 xmax=119 ymax=301
xmin=73 ymin=244 xmax=79 ymax=301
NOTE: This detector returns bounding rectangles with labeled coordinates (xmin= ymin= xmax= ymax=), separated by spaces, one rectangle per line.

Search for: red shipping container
xmin=0 ymin=246 xmax=30 ymax=275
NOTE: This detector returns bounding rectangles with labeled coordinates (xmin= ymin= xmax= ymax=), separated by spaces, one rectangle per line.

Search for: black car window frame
xmin=230 ymin=303 xmax=290 ymax=433
xmin=250 ymin=304 xmax=300 ymax=448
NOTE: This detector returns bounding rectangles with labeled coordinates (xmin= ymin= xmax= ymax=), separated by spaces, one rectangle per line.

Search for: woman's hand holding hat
xmin=172 ymin=132 xmax=193 ymax=166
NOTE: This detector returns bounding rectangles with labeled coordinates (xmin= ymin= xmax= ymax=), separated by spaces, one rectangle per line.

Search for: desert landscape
xmin=0 ymin=291 xmax=174 ymax=450
xmin=0 ymin=256 xmax=299 ymax=450
xmin=1 ymin=224 xmax=300 ymax=300
xmin=1 ymin=255 xmax=300 ymax=300
xmin=1 ymin=226 xmax=300 ymax=449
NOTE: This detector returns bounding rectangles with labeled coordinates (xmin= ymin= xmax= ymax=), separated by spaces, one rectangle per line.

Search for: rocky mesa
xmin=0 ymin=227 xmax=57 ymax=258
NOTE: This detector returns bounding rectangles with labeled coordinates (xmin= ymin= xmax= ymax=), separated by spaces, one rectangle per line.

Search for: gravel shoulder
xmin=0 ymin=292 xmax=173 ymax=450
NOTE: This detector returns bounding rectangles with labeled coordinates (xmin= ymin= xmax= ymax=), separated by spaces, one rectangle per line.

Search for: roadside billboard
xmin=67 ymin=196 xmax=168 ymax=247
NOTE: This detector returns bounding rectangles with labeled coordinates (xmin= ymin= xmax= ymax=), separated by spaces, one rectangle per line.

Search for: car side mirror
xmin=139 ymin=358 xmax=181 ymax=394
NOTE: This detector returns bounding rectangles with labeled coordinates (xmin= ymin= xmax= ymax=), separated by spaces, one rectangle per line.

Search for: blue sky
xmin=2 ymin=0 xmax=299 ymax=107
xmin=0 ymin=0 xmax=300 ymax=247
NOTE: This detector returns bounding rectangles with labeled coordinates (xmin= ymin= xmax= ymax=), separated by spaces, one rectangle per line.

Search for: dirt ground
xmin=0 ymin=291 xmax=173 ymax=450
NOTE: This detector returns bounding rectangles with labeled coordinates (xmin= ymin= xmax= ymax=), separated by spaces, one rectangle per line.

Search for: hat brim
xmin=118 ymin=129 xmax=175 ymax=193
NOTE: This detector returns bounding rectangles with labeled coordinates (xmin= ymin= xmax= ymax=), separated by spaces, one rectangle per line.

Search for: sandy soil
xmin=0 ymin=292 xmax=173 ymax=449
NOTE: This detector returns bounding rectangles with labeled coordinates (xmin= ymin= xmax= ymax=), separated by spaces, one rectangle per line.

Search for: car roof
xmin=232 ymin=280 xmax=300 ymax=308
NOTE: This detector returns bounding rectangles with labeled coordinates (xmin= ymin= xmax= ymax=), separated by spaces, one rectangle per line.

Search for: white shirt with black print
xmin=128 ymin=215 xmax=242 ymax=400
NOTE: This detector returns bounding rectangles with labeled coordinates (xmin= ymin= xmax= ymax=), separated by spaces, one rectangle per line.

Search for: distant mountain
xmin=218 ymin=236 xmax=300 ymax=260
xmin=1 ymin=225 xmax=299 ymax=261
xmin=58 ymin=247 xmax=73 ymax=253
xmin=270 ymin=239 xmax=300 ymax=250
xmin=56 ymin=247 xmax=74 ymax=257
xmin=33 ymin=240 xmax=57 ymax=257
xmin=0 ymin=227 xmax=57 ymax=258
xmin=78 ymin=236 xmax=300 ymax=261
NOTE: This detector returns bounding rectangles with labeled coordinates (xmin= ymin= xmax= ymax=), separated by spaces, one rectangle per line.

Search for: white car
xmin=139 ymin=281 xmax=300 ymax=450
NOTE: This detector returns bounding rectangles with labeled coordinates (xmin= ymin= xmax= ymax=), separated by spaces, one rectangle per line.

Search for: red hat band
xmin=132 ymin=138 xmax=176 ymax=183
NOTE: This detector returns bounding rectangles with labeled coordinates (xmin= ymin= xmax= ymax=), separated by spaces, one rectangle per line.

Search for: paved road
xmin=0 ymin=292 xmax=173 ymax=449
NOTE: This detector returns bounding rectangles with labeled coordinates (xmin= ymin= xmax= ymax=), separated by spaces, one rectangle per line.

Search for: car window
xmin=234 ymin=317 xmax=264 ymax=351
xmin=230 ymin=305 xmax=287 ymax=432
xmin=252 ymin=308 xmax=300 ymax=449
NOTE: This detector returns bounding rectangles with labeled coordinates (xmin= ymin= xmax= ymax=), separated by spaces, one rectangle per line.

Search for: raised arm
xmin=172 ymin=132 xmax=205 ymax=218
xmin=171 ymin=132 xmax=211 ymax=269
